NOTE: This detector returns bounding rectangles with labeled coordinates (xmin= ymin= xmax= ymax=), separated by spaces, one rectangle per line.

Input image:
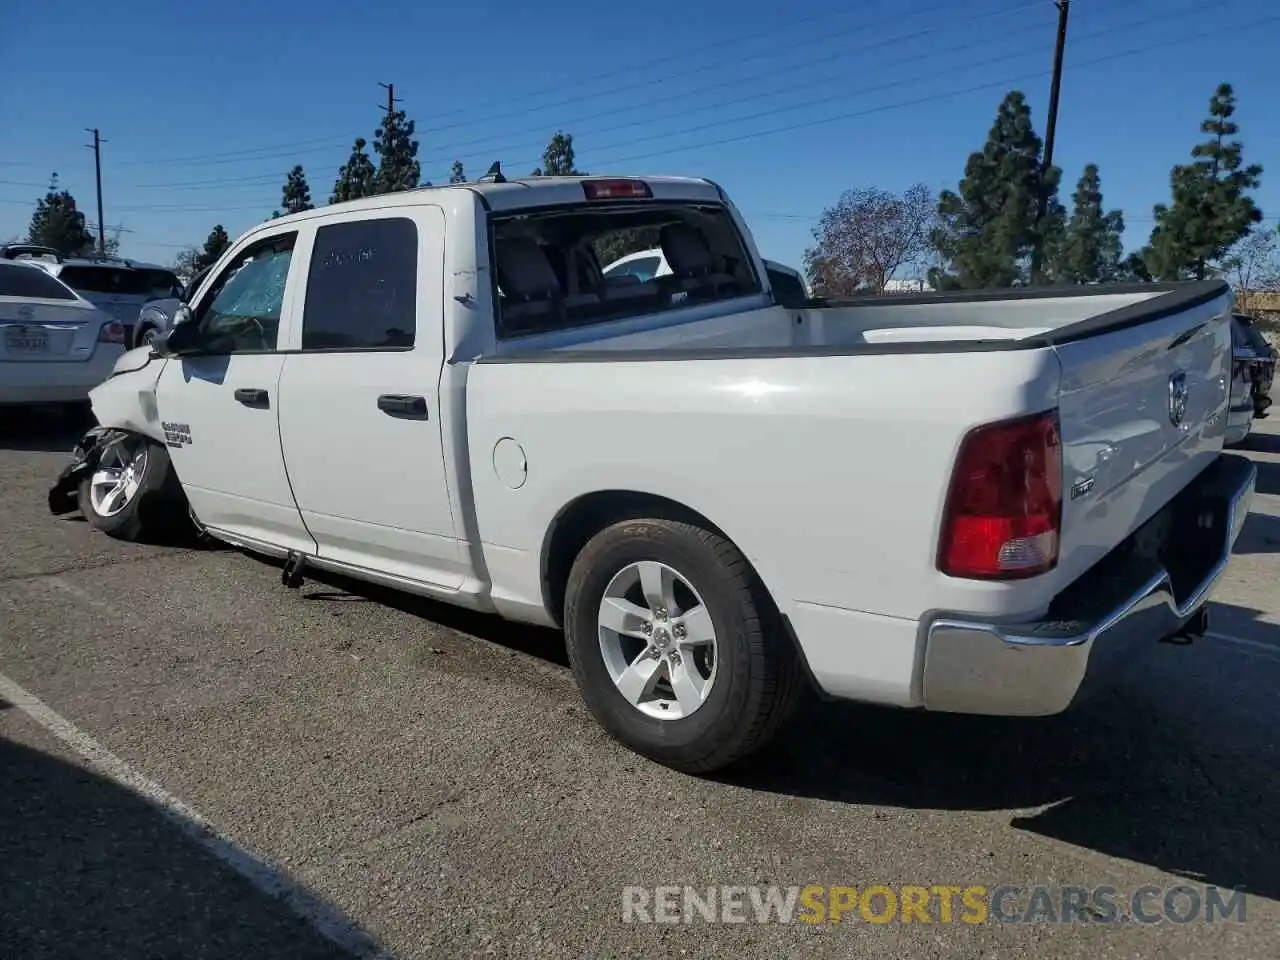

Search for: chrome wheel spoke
xmin=616 ymin=653 xmax=662 ymax=706
xmin=668 ymin=658 xmax=709 ymax=714
xmin=598 ymin=597 xmax=653 ymax=640
xmin=677 ymin=604 xmax=714 ymax=648
xmin=637 ymin=560 xmax=678 ymax=618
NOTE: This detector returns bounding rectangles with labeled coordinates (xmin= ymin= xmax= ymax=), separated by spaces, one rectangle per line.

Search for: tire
xmin=77 ymin=432 xmax=188 ymax=542
xmin=134 ymin=325 xmax=158 ymax=350
xmin=563 ymin=518 xmax=802 ymax=773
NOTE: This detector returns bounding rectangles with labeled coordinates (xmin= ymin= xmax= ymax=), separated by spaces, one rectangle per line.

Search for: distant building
xmin=883 ymin=278 xmax=934 ymax=294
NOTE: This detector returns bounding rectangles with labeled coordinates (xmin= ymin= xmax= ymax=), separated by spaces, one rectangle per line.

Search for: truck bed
xmin=484 ymin=281 xmax=1225 ymax=359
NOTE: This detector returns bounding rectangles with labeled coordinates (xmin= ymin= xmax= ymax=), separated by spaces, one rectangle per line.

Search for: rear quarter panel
xmin=464 ymin=347 xmax=1065 ymax=629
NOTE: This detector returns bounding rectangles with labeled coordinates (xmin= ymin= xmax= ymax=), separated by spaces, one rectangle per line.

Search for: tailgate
xmin=1051 ymin=287 xmax=1234 ymax=582
xmin=0 ymin=296 xmax=110 ymax=363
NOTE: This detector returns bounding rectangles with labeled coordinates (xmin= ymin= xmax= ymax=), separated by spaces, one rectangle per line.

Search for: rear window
xmin=0 ymin=263 xmax=77 ymax=300
xmin=767 ymin=267 xmax=808 ymax=307
xmin=57 ymin=266 xmax=150 ymax=296
xmin=491 ymin=202 xmax=761 ymax=339
xmin=137 ymin=268 xmax=184 ymax=299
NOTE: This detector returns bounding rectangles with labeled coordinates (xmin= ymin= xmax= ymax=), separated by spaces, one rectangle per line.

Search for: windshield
xmin=0 ymin=262 xmax=78 ymax=300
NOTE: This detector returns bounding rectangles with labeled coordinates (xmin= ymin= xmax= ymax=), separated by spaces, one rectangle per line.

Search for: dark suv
xmin=1231 ymin=313 xmax=1275 ymax=418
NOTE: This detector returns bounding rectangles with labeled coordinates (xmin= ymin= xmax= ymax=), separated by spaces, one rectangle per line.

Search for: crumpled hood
xmin=112 ymin=345 xmax=156 ymax=377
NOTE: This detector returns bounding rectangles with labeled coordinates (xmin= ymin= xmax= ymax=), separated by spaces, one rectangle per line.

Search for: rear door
xmin=0 ymin=263 xmax=110 ymax=364
xmin=275 ymin=206 xmax=465 ymax=589
xmin=1053 ymin=285 xmax=1235 ymax=582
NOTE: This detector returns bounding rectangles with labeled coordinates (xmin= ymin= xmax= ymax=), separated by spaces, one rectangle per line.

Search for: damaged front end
xmin=48 ymin=426 xmax=128 ymax=516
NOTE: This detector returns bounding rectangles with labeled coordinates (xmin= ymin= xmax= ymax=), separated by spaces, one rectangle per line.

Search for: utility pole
xmin=1033 ymin=0 xmax=1070 ymax=284
xmin=85 ymin=128 xmax=106 ymax=256
xmin=1042 ymin=0 xmax=1070 ymax=175
xmin=377 ymin=82 xmax=399 ymax=118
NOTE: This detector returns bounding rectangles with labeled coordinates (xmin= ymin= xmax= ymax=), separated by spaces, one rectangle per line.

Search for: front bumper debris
xmin=48 ymin=426 xmax=120 ymax=516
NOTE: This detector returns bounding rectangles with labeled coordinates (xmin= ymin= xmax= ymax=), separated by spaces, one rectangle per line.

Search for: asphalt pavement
xmin=1 ymin=403 xmax=1278 ymax=959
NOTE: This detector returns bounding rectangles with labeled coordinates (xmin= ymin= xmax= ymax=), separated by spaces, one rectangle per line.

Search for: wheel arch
xmin=540 ymin=489 xmax=773 ymax=630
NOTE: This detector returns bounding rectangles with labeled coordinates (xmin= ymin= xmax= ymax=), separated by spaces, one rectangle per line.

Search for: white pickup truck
xmin=49 ymin=174 xmax=1256 ymax=773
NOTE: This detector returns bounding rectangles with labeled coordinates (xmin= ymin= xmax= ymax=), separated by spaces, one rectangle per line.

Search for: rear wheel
xmin=77 ymin=433 xmax=187 ymax=542
xmin=563 ymin=518 xmax=802 ymax=773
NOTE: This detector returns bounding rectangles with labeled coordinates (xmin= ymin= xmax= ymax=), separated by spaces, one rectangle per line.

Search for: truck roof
xmin=257 ymin=174 xmax=726 ymax=232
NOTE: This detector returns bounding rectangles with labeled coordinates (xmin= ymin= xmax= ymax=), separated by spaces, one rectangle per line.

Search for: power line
xmin=6 ymin=12 xmax=1274 ymax=226
xmin=125 ymin=5 xmax=1056 ymax=191
xmin=110 ymin=0 xmax=1044 ymax=173
xmin=110 ymin=0 xmax=966 ymax=169
xmin=122 ymin=0 xmax=1156 ymax=194
xmin=476 ymin=10 xmax=1280 ymax=182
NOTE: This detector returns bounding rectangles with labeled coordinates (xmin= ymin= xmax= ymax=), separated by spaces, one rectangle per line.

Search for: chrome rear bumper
xmin=921 ymin=453 xmax=1256 ymax=716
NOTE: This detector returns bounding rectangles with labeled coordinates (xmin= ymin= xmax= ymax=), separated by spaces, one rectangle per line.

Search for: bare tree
xmin=803 ymin=184 xmax=937 ymax=296
xmin=1222 ymin=229 xmax=1280 ymax=306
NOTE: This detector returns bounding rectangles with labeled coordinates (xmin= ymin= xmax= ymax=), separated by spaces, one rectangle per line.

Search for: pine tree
xmin=931 ymin=91 xmax=1061 ymax=288
xmin=26 ymin=173 xmax=94 ymax=255
xmin=1142 ymin=83 xmax=1264 ymax=280
xmin=195 ymin=225 xmax=230 ymax=271
xmin=331 ymin=138 xmax=376 ymax=204
xmin=532 ymin=132 xmax=582 ymax=177
xmin=372 ymin=107 xmax=421 ymax=194
xmin=449 ymin=161 xmax=466 ymax=184
xmin=1046 ymin=164 xmax=1125 ymax=283
xmin=274 ymin=165 xmax=314 ymax=218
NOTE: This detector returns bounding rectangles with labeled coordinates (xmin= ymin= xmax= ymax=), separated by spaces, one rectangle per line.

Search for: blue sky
xmin=2 ymin=0 xmax=1277 ymax=273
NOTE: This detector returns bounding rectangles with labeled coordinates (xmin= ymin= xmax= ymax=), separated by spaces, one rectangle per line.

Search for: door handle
xmin=377 ymin=394 xmax=428 ymax=419
xmin=234 ymin=388 xmax=269 ymax=408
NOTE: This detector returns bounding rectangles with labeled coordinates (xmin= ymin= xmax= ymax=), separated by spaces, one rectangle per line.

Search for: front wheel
xmin=563 ymin=518 xmax=802 ymax=773
xmin=134 ymin=325 xmax=159 ymax=350
xmin=77 ymin=433 xmax=187 ymax=542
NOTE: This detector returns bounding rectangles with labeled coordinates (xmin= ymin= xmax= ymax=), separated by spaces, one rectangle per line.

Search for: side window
xmin=301 ymin=217 xmax=417 ymax=351
xmin=194 ymin=233 xmax=296 ymax=352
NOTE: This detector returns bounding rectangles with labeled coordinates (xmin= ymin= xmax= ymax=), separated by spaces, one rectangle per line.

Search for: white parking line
xmin=0 ymin=671 xmax=392 ymax=960
xmin=1208 ymin=631 xmax=1280 ymax=657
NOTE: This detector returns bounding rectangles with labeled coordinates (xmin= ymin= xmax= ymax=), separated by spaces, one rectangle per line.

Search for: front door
xmin=155 ymin=228 xmax=316 ymax=556
xmin=275 ymin=207 xmax=465 ymax=589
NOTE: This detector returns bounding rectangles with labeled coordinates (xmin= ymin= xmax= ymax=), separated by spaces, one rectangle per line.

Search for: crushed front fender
xmin=48 ymin=426 xmax=124 ymax=516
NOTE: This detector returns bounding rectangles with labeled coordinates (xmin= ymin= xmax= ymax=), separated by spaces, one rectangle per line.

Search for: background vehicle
xmin=1231 ymin=312 xmax=1275 ymax=418
xmin=1226 ymin=317 xmax=1259 ymax=446
xmin=131 ymin=264 xmax=212 ymax=348
xmin=603 ymin=247 xmax=811 ymax=306
xmin=0 ymin=244 xmax=183 ymax=344
xmin=0 ymin=260 xmax=126 ymax=405
xmin=49 ymin=175 xmax=1254 ymax=773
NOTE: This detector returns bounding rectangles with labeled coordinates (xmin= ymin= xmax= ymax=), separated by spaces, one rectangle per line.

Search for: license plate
xmin=5 ymin=330 xmax=49 ymax=353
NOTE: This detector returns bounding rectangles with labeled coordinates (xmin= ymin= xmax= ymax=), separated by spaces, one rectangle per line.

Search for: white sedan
xmin=0 ymin=260 xmax=126 ymax=406
xmin=603 ymin=248 xmax=810 ymax=304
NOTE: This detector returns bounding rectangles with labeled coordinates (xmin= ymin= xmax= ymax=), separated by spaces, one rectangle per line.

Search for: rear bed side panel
xmin=1050 ymin=291 xmax=1234 ymax=590
xmin=465 ymin=348 xmax=1062 ymax=636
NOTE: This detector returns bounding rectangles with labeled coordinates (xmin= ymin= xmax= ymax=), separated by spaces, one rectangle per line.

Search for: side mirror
xmin=172 ymin=304 xmax=195 ymax=326
xmin=153 ymin=318 xmax=203 ymax=357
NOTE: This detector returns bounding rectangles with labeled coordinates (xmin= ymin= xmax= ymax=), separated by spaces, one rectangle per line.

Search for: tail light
xmin=98 ymin=321 xmax=125 ymax=344
xmin=938 ymin=410 xmax=1062 ymax=580
xmin=582 ymin=179 xmax=652 ymax=201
